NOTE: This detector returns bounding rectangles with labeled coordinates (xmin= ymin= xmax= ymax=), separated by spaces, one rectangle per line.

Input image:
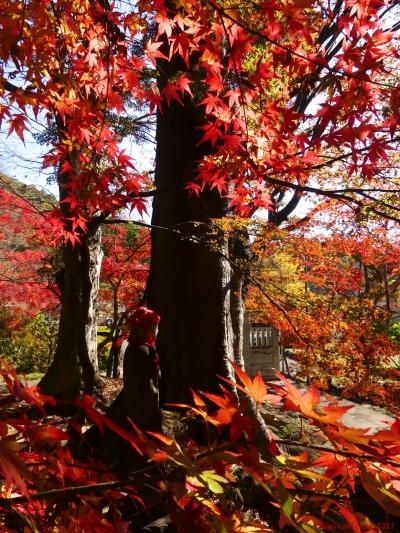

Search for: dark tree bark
xmin=145 ymin=46 xmax=247 ymax=405
xmin=38 ymin=225 xmax=102 ymax=399
xmin=144 ymin=99 xmax=272 ymax=448
xmin=38 ymin=148 xmax=102 ymax=400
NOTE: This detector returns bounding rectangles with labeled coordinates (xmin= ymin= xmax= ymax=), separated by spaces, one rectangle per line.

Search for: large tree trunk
xmin=146 ymin=86 xmax=245 ymax=405
xmin=92 ymin=7 xmax=271 ymax=458
xmin=84 ymin=19 xmax=277 ymax=473
xmin=141 ymin=26 xmax=273 ymax=458
xmin=144 ymin=67 xmax=272 ymax=457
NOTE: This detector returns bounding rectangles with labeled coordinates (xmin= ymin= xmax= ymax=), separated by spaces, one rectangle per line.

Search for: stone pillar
xmin=243 ymin=322 xmax=280 ymax=381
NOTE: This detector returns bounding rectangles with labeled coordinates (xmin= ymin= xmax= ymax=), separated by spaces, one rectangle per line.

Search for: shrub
xmin=0 ymin=314 xmax=57 ymax=373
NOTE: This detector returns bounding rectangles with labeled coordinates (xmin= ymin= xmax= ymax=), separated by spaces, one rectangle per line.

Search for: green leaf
xmin=199 ymin=470 xmax=228 ymax=494
xmin=277 ymin=477 xmax=293 ymax=517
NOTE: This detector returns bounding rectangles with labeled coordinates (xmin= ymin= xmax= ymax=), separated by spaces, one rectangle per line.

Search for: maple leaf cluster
xmin=1 ymin=0 xmax=154 ymax=241
xmin=0 ymin=361 xmax=400 ymax=531
xmin=0 ymin=0 xmax=399 ymax=234
xmin=148 ymin=0 xmax=400 ymax=216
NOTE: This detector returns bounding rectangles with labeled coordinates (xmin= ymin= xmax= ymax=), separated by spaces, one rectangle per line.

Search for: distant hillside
xmin=0 ymin=173 xmax=56 ymax=210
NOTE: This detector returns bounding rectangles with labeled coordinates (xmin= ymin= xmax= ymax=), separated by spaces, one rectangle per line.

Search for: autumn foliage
xmin=1 ymin=0 xmax=400 ymax=231
xmin=100 ymin=225 xmax=150 ymax=319
xmin=1 ymin=0 xmax=400 ymax=530
xmin=246 ymin=208 xmax=400 ymax=405
xmin=0 ymin=361 xmax=400 ymax=531
xmin=0 ymin=187 xmax=58 ymax=332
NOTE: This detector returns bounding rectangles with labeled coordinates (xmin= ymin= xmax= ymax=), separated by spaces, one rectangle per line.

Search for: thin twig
xmin=275 ymin=439 xmax=400 ymax=468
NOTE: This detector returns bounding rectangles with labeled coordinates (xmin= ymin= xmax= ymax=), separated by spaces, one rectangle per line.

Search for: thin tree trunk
xmin=86 ymin=227 xmax=103 ymax=377
xmin=38 ymin=226 xmax=102 ymax=399
xmin=364 ymin=264 xmax=370 ymax=294
xmin=383 ymin=262 xmax=391 ymax=318
xmin=112 ymin=339 xmax=122 ymax=378
xmin=38 ymin=146 xmax=102 ymax=400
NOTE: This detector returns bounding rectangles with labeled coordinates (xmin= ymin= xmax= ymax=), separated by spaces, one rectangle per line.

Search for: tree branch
xmin=275 ymin=439 xmax=400 ymax=468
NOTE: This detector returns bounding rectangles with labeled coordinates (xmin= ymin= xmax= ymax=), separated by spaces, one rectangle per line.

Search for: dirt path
xmin=269 ymin=376 xmax=396 ymax=433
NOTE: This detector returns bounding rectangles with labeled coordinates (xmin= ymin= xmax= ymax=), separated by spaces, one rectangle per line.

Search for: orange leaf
xmin=250 ymin=372 xmax=268 ymax=403
xmin=0 ymin=437 xmax=32 ymax=496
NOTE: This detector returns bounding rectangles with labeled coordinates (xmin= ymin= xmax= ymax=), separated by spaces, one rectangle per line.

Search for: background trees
xmin=245 ymin=205 xmax=400 ymax=402
xmin=0 ymin=0 xmax=400 ymax=405
xmin=99 ymin=224 xmax=150 ymax=377
xmin=0 ymin=0 xmax=154 ymax=398
xmin=0 ymin=175 xmax=59 ymax=373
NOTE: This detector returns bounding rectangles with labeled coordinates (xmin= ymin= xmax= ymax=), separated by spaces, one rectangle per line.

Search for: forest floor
xmin=0 ymin=369 xmax=398 ymax=468
xmin=0 ymin=373 xmax=396 ymax=433
xmin=266 ymin=375 xmax=396 ymax=434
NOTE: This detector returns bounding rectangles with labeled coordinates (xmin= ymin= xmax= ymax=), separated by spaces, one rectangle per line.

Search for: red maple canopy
xmin=0 ymin=0 xmax=398 ymax=231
